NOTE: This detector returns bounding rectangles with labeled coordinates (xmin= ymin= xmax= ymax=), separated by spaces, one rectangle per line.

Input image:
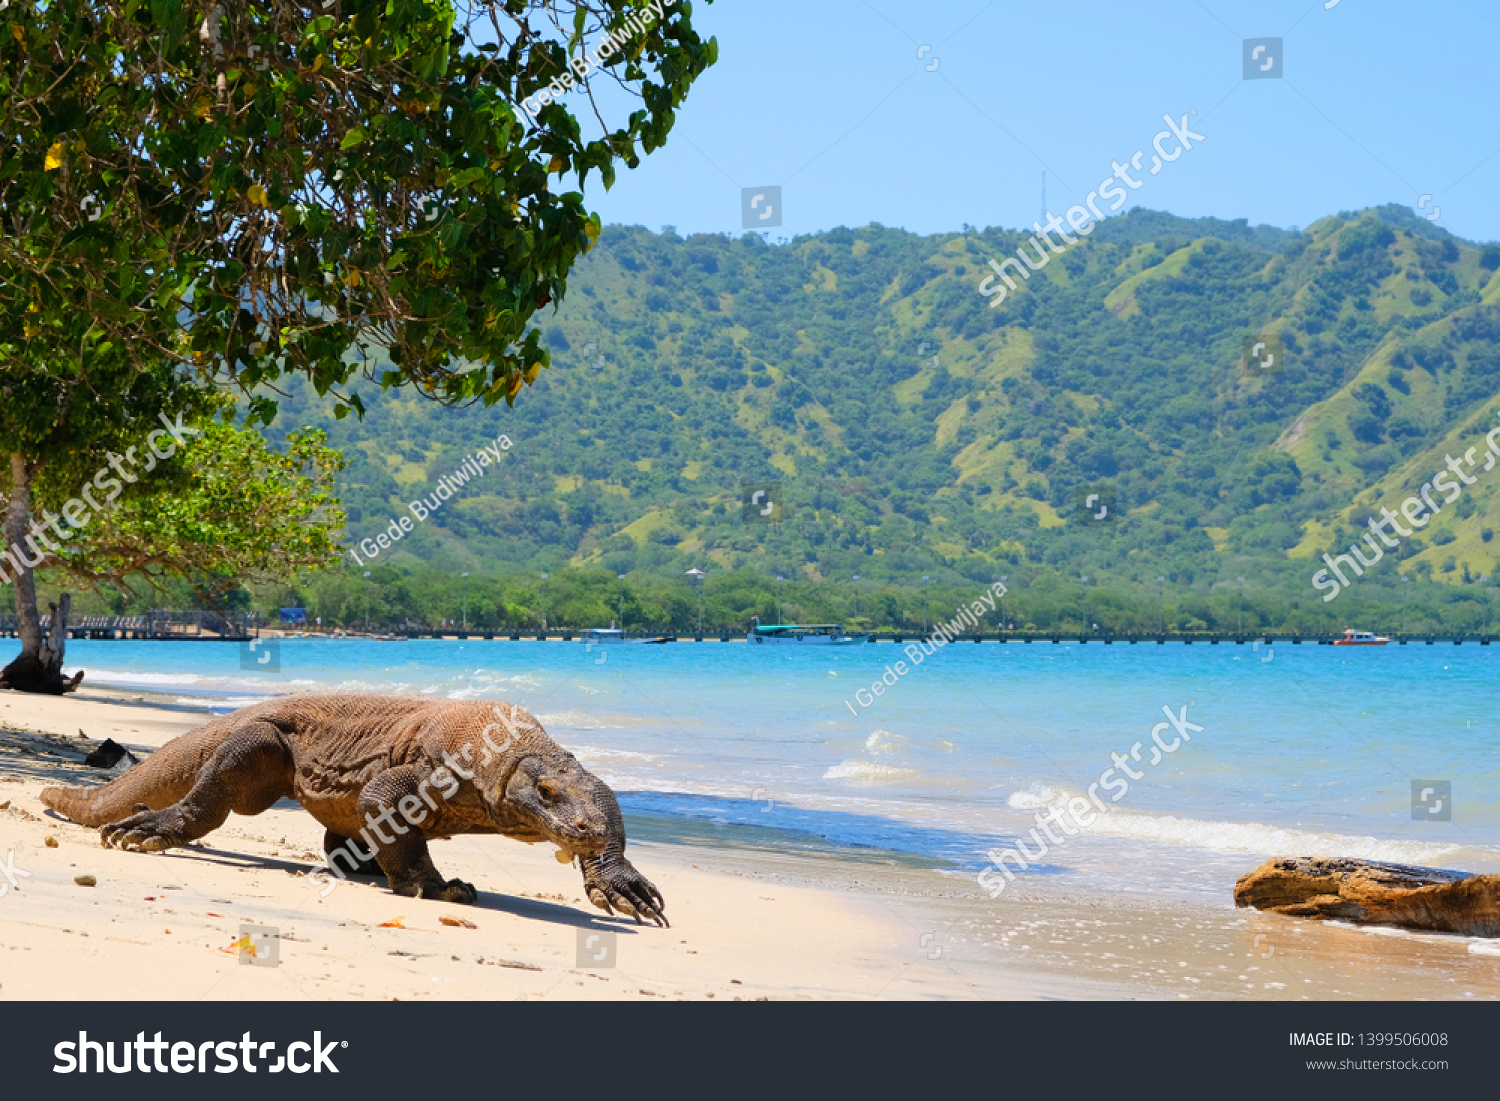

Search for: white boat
xmin=1332 ymin=628 xmax=1390 ymax=646
xmin=578 ymin=628 xmax=627 ymax=645
xmin=577 ymin=628 xmax=674 ymax=645
xmin=747 ymin=617 xmax=869 ymax=645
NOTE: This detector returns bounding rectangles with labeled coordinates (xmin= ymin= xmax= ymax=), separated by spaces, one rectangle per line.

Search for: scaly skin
xmin=40 ymin=693 xmax=667 ymax=926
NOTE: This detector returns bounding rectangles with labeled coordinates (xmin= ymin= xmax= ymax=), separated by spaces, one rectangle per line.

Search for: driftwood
xmin=1234 ymin=856 xmax=1500 ymax=937
xmin=0 ymin=596 xmax=84 ymax=695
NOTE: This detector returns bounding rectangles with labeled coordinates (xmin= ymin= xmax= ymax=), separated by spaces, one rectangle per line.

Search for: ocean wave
xmin=83 ymin=668 xmax=295 ymax=698
xmin=1000 ymin=782 xmax=1472 ymax=864
xmin=81 ymin=669 xmax=207 ymax=687
xmin=823 ymin=759 xmax=922 ymax=786
xmin=1008 ymin=782 xmax=1065 ymax=810
xmin=537 ymin=711 xmax=619 ymax=729
xmin=864 ymin=729 xmax=908 ymax=755
xmin=568 ymin=745 xmax=657 ymax=763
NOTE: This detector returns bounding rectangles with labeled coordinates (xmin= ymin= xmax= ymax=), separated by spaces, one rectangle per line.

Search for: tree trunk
xmin=0 ymin=453 xmax=82 ymax=694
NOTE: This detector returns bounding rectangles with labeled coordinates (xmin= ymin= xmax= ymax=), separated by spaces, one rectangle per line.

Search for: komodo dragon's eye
xmin=537 ymin=779 xmax=560 ymax=803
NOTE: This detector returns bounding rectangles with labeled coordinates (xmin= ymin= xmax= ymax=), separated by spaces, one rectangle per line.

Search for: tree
xmin=0 ymin=380 xmax=346 ymax=692
xmin=0 ymin=363 xmax=216 ymax=692
xmin=47 ymin=403 xmax=348 ymax=599
xmin=0 ymin=0 xmax=720 ymax=421
xmin=0 ymin=0 xmax=715 ymax=688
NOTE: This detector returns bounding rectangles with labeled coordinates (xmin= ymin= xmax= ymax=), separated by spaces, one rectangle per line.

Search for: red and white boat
xmin=1332 ymin=628 xmax=1389 ymax=646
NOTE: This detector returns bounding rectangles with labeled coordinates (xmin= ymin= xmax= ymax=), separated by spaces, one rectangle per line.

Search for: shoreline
xmin=4 ymin=686 xmax=1500 ymax=1000
xmin=0 ymin=686 xmax=1026 ymax=1001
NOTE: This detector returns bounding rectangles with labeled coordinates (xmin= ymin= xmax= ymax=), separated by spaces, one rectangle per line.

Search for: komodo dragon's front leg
xmin=356 ymin=765 xmax=478 ymax=903
xmin=101 ymin=722 xmax=294 ymax=852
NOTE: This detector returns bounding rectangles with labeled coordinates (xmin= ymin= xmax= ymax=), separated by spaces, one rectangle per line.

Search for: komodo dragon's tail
xmin=40 ymin=726 xmax=229 ymax=827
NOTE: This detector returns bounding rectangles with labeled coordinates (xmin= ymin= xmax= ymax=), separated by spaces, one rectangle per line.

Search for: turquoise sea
xmin=68 ymin=637 xmax=1500 ymax=903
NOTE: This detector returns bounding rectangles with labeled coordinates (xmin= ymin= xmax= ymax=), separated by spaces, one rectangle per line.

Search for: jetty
xmin=0 ymin=612 xmax=249 ymax=641
xmin=2 ymin=616 xmax=1493 ymax=647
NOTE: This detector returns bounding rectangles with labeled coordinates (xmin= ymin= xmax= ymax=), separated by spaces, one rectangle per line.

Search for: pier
xmin=0 ymin=612 xmax=249 ymax=641
xmin=1 ymin=617 xmax=1491 ymax=647
xmin=321 ymin=629 xmax=1499 ymax=646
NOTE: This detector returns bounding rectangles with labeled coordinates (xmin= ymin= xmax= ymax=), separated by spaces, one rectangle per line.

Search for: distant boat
xmin=1332 ymin=628 xmax=1390 ymax=646
xmin=578 ymin=628 xmax=674 ymax=645
xmin=579 ymin=628 xmax=627 ymax=645
xmin=747 ymin=616 xmax=868 ymax=645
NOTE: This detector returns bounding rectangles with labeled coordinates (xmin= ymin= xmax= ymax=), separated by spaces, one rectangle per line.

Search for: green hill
xmin=268 ymin=203 xmax=1500 ymax=631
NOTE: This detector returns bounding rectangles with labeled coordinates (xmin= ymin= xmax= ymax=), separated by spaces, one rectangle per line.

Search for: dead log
xmin=0 ymin=595 xmax=84 ymax=695
xmin=1234 ymin=856 xmax=1500 ymax=937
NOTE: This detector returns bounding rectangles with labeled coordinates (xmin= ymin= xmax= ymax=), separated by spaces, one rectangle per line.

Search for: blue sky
xmin=576 ymin=0 xmax=1500 ymax=243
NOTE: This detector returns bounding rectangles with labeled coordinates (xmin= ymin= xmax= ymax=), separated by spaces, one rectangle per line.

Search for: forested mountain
xmin=269 ymin=203 xmax=1500 ymax=631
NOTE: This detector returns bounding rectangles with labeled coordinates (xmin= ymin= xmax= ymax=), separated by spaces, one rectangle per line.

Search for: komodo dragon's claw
xmin=100 ymin=805 xmax=188 ymax=852
xmin=583 ymin=856 xmax=668 ymax=928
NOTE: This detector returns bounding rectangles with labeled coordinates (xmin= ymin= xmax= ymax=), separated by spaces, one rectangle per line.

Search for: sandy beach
xmin=4 ymin=686 xmax=1500 ymax=1002
xmin=0 ymin=687 xmax=1000 ymax=1001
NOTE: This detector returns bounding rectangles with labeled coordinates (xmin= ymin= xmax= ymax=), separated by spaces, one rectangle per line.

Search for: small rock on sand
xmin=74 ymin=875 xmax=97 ymax=887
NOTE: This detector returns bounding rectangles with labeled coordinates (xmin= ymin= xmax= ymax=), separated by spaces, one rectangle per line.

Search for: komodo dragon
xmin=40 ymin=692 xmax=667 ymax=926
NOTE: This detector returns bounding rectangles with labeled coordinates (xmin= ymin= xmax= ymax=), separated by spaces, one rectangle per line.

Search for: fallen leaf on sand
xmin=44 ymin=836 xmax=57 ymax=848
xmin=439 ymin=915 xmax=476 ymax=929
xmin=378 ymin=917 xmax=406 ymax=928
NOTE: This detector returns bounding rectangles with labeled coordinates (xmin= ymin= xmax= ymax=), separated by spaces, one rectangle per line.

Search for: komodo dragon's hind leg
xmin=323 ymin=829 xmax=383 ymax=875
xmin=357 ymin=765 xmax=478 ymax=904
xmin=101 ymin=722 xmax=293 ymax=852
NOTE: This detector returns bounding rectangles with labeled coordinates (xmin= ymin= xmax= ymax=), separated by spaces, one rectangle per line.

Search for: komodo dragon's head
xmin=458 ymin=702 xmax=667 ymax=926
xmin=490 ymin=751 xmax=615 ymax=858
